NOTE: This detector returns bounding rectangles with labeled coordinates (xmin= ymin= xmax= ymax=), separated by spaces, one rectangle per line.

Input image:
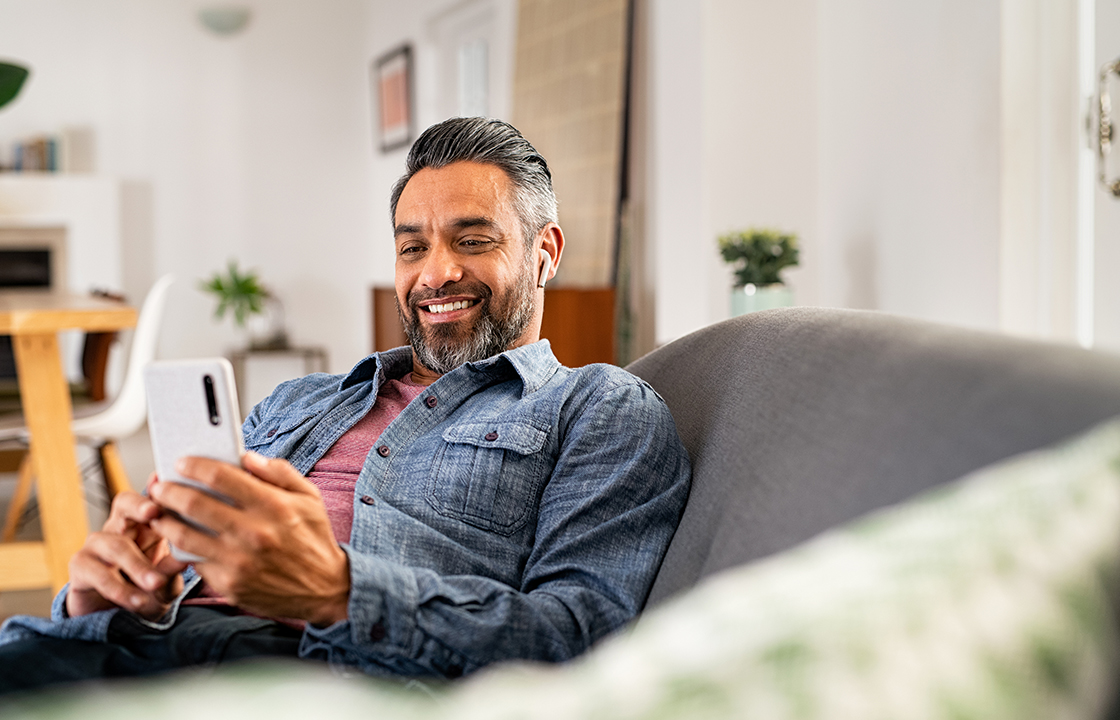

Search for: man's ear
xmin=537 ymin=223 xmax=564 ymax=288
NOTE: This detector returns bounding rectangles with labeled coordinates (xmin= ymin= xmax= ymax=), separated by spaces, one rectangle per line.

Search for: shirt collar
xmin=467 ymin=340 xmax=561 ymax=397
xmin=339 ymin=346 xmax=413 ymax=390
xmin=338 ymin=340 xmax=560 ymax=396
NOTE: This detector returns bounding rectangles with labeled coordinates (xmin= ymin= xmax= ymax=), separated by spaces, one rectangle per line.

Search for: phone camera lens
xmin=203 ymin=374 xmax=221 ymax=425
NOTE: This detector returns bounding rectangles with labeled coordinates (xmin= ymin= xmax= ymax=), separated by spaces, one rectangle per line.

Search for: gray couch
xmin=628 ymin=306 xmax=1120 ymax=607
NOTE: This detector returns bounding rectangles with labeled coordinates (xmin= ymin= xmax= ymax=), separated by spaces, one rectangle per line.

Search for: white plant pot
xmin=245 ymin=296 xmax=289 ymax=350
xmin=731 ymin=284 xmax=793 ymax=317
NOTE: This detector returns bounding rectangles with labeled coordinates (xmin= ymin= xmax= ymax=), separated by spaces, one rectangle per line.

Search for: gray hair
xmin=390 ymin=117 xmax=558 ymax=246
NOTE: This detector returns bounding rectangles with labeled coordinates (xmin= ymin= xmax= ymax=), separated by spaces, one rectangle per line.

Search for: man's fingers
xmin=150 ymin=513 xmax=223 ymax=564
xmin=149 ymin=479 xmax=242 ymax=536
xmin=81 ymin=532 xmax=166 ymax=593
xmin=154 ymin=553 xmax=190 ymax=579
xmin=68 ymin=543 xmax=169 ymax=618
xmin=70 ymin=550 xmax=143 ymax=609
xmin=165 ymin=455 xmax=317 ymax=512
xmin=169 ymin=457 xmax=253 ymax=504
xmin=103 ymin=491 xmax=161 ymax=534
xmin=240 ymin=451 xmax=316 ymax=494
xmin=168 ymin=455 xmax=305 ymax=510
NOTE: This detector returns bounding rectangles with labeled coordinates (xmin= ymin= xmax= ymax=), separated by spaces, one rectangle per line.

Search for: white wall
xmin=647 ymin=0 xmax=705 ymax=346
xmin=361 ymin=0 xmax=517 ymax=295
xmin=649 ymin=0 xmax=1005 ymax=345
xmin=818 ymin=0 xmax=1002 ymax=329
xmin=0 ymin=0 xmax=1069 ymax=370
xmin=1000 ymin=0 xmax=1086 ymax=344
xmin=0 ymin=0 xmax=375 ymax=373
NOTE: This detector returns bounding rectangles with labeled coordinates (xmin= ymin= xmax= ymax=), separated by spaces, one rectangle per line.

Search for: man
xmin=0 ymin=117 xmax=690 ymax=690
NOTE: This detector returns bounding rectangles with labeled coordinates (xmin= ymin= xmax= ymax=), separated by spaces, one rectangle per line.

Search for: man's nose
xmin=419 ymin=245 xmax=464 ymax=289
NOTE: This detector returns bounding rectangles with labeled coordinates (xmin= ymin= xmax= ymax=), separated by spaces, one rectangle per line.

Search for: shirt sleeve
xmin=299 ymin=381 xmax=691 ymax=678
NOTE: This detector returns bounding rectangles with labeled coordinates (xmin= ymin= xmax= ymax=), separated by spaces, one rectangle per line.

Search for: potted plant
xmin=200 ymin=260 xmax=288 ymax=350
xmin=718 ymin=228 xmax=800 ymax=316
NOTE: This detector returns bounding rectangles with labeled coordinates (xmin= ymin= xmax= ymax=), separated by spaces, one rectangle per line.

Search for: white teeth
xmin=427 ymin=300 xmax=473 ymax=314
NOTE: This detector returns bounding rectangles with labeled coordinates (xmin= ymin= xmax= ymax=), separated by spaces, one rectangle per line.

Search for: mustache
xmin=406 ymin=281 xmax=492 ymax=310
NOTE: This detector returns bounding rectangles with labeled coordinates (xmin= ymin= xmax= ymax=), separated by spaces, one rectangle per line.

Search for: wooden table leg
xmin=11 ymin=332 xmax=88 ymax=592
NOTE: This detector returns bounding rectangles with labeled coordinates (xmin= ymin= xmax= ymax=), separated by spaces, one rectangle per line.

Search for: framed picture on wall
xmin=373 ymin=44 xmax=414 ymax=153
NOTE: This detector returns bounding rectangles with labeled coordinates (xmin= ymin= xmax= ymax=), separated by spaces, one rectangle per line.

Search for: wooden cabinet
xmin=371 ymin=286 xmax=616 ymax=367
xmin=371 ymin=287 xmax=407 ymax=352
xmin=537 ymin=287 xmax=615 ymax=367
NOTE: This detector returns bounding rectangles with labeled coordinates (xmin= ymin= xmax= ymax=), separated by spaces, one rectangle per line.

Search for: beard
xmin=397 ymin=268 xmax=537 ymax=376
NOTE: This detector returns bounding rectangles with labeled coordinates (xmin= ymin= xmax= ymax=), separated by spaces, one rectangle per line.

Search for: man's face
xmin=393 ymin=161 xmax=538 ymax=376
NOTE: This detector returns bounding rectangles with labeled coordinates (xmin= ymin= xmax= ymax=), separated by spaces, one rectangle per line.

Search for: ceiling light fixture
xmin=198 ymin=6 xmax=252 ymax=37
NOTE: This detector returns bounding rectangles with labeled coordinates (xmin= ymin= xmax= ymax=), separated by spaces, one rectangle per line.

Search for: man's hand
xmin=149 ymin=452 xmax=350 ymax=627
xmin=67 ymin=484 xmax=188 ymax=619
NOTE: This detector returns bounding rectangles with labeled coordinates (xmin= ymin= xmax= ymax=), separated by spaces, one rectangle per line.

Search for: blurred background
xmin=0 ymin=0 xmax=1117 ymax=371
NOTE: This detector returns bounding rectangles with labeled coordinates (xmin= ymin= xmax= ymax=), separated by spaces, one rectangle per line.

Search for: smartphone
xmin=144 ymin=358 xmax=244 ymax=562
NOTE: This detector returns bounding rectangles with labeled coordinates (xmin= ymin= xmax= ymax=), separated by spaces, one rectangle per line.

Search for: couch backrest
xmin=626 ymin=307 xmax=1120 ymax=607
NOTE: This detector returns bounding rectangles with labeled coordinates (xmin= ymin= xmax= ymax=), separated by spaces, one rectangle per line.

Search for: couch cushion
xmin=626 ymin=308 xmax=1120 ymax=605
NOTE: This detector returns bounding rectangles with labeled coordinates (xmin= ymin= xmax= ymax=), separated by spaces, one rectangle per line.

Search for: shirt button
xmin=377 ymin=445 xmax=390 ymax=457
xmin=484 ymin=431 xmax=498 ymax=441
xmin=359 ymin=495 xmax=376 ymax=506
xmin=369 ymin=622 xmax=387 ymax=642
xmin=266 ymin=428 xmax=277 ymax=437
xmin=425 ymin=396 xmax=438 ymax=408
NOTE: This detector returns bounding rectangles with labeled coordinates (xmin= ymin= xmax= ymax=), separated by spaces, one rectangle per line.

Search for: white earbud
xmin=538 ymin=249 xmax=553 ymax=288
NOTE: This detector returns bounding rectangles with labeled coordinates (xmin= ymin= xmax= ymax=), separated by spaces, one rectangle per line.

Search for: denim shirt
xmin=0 ymin=341 xmax=691 ymax=679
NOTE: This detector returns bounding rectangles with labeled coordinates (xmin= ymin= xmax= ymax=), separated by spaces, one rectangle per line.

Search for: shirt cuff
xmin=50 ymin=583 xmax=71 ymax=621
xmin=134 ymin=573 xmax=202 ymax=631
xmin=302 ymin=545 xmax=420 ymax=662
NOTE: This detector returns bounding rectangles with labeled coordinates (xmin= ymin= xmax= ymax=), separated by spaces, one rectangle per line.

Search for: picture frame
xmin=373 ymin=44 xmax=414 ymax=153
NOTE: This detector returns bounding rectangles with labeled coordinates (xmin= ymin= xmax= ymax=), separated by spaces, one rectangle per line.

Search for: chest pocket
xmin=427 ymin=420 xmax=549 ymax=535
xmin=243 ymin=412 xmax=316 ymax=452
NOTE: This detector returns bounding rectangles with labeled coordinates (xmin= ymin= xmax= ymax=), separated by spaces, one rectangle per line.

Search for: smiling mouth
xmin=421 ymin=299 xmax=480 ymax=315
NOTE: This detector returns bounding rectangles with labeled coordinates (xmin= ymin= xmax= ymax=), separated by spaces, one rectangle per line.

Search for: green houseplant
xmin=0 ymin=62 xmax=29 ymax=110
xmin=200 ymin=260 xmax=287 ymax=350
xmin=718 ymin=228 xmax=800 ymax=316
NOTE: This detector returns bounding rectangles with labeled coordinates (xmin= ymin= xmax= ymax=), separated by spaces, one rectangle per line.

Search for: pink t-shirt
xmin=307 ymin=375 xmax=426 ymax=543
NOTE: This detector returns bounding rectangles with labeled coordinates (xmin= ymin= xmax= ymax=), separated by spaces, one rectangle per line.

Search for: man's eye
xmin=460 ymin=238 xmax=491 ymax=249
xmin=399 ymin=245 xmax=424 ymax=255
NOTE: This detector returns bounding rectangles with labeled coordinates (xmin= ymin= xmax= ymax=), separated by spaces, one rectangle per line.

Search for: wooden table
xmin=0 ymin=292 xmax=137 ymax=593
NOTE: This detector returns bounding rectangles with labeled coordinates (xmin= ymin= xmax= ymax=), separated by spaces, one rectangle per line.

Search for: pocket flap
xmin=244 ymin=412 xmax=316 ymax=447
xmin=441 ymin=421 xmax=547 ymax=455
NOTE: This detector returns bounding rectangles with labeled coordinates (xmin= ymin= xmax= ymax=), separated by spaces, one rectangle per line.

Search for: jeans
xmin=0 ymin=606 xmax=302 ymax=697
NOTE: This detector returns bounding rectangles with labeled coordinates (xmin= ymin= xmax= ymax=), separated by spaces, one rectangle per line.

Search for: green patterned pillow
xmin=7 ymin=418 xmax=1120 ymax=720
xmin=457 ymin=417 xmax=1120 ymax=720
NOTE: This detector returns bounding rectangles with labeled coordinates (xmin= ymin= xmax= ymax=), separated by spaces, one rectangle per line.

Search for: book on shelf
xmin=1 ymin=126 xmax=94 ymax=173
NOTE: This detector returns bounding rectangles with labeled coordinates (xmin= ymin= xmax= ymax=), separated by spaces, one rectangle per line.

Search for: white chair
xmin=1 ymin=274 xmax=174 ymax=541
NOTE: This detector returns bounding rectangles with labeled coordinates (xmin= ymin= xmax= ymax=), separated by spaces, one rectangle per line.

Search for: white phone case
xmin=144 ymin=358 xmax=244 ymax=562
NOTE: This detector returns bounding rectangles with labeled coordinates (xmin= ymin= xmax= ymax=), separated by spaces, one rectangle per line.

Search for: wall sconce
xmin=198 ymin=6 xmax=252 ymax=37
